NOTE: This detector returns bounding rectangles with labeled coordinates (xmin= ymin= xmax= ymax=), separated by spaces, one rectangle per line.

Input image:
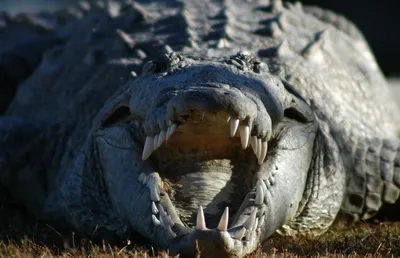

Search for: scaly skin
xmin=0 ymin=1 xmax=399 ymax=257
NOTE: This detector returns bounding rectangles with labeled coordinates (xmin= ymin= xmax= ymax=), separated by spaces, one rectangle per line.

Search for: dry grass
xmin=1 ymin=185 xmax=400 ymax=258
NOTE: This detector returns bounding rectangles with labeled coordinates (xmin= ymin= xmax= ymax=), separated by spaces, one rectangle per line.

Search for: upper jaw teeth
xmin=141 ymin=114 xmax=271 ymax=163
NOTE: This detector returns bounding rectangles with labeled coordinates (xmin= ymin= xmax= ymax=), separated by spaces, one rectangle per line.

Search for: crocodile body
xmin=1 ymin=1 xmax=400 ymax=257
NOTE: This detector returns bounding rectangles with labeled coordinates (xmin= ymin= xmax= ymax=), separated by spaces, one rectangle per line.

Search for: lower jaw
xmin=162 ymin=163 xmax=251 ymax=228
xmin=136 ymin=162 xmax=268 ymax=256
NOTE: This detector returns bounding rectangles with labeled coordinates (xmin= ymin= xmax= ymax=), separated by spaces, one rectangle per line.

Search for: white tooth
xmin=169 ymin=124 xmax=177 ymax=138
xmin=253 ymin=219 xmax=258 ymax=231
xmin=196 ymin=206 xmax=207 ymax=230
xmin=250 ymin=136 xmax=258 ymax=154
xmin=217 ymin=207 xmax=229 ymax=231
xmin=158 ymin=131 xmax=166 ymax=147
xmin=139 ymin=173 xmax=146 ymax=183
xmin=233 ymin=228 xmax=246 ymax=240
xmin=245 ymin=230 xmax=251 ymax=240
xmin=230 ymin=119 xmax=239 ymax=137
xmin=260 ymin=179 xmax=267 ymax=193
xmin=266 ymin=178 xmax=271 ymax=188
xmin=158 ymin=205 xmax=174 ymax=227
xmin=255 ymin=180 xmax=264 ymax=205
xmin=142 ymin=175 xmax=149 ymax=185
xmin=167 ymin=215 xmax=175 ymax=227
xmin=146 ymin=176 xmax=153 ymax=188
xmin=158 ymin=205 xmax=167 ymax=226
xmin=151 ymin=202 xmax=159 ymax=214
xmin=152 ymin=215 xmax=161 ymax=226
xmin=259 ymin=215 xmax=265 ymax=228
xmin=227 ymin=116 xmax=231 ymax=122
xmin=269 ymin=176 xmax=275 ymax=186
xmin=258 ymin=141 xmax=268 ymax=165
xmin=243 ymin=209 xmax=257 ymax=230
xmin=142 ymin=137 xmax=154 ymax=160
xmin=202 ymin=112 xmax=206 ymax=120
xmin=166 ymin=226 xmax=177 ymax=238
xmin=239 ymin=125 xmax=250 ymax=149
xmin=256 ymin=138 xmax=262 ymax=159
xmin=153 ymin=134 xmax=159 ymax=150
xmin=150 ymin=185 xmax=160 ymax=202
xmin=166 ymin=126 xmax=172 ymax=140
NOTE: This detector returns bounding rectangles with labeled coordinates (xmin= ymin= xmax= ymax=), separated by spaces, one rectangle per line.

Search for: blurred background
xmin=0 ymin=0 xmax=399 ymax=77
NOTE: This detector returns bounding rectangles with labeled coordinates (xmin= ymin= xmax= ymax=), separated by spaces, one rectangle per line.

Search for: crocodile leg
xmin=340 ymin=137 xmax=400 ymax=221
xmin=0 ymin=117 xmax=50 ymax=215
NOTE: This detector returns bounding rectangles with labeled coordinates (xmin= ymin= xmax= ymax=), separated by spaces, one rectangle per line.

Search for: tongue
xmin=163 ymin=163 xmax=249 ymax=228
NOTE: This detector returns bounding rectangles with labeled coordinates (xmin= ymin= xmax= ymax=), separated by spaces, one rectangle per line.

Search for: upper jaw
xmin=140 ymin=85 xmax=274 ymax=164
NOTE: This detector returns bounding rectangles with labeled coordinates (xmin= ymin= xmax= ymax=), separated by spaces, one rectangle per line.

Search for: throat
xmin=159 ymin=161 xmax=253 ymax=228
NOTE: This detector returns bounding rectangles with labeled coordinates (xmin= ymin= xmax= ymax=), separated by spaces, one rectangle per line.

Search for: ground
xmin=1 ymin=184 xmax=400 ymax=257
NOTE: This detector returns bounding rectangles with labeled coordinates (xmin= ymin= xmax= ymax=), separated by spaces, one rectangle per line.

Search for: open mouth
xmin=136 ymin=107 xmax=274 ymax=246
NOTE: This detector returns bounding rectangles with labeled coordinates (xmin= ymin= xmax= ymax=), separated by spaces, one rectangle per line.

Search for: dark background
xmin=0 ymin=0 xmax=399 ymax=76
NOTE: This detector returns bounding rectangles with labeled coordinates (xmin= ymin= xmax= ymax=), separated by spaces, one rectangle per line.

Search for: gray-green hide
xmin=1 ymin=1 xmax=399 ymax=257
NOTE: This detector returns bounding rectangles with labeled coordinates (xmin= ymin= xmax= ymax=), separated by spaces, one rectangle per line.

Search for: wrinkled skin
xmin=1 ymin=1 xmax=400 ymax=257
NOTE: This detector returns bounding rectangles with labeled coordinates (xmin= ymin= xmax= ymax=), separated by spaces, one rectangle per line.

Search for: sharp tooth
xmin=259 ymin=215 xmax=265 ymax=228
xmin=150 ymin=185 xmax=160 ymax=202
xmin=139 ymin=173 xmax=146 ymax=183
xmin=167 ymin=214 xmax=175 ymax=227
xmin=153 ymin=134 xmax=159 ymax=150
xmin=158 ymin=205 xmax=168 ymax=227
xmin=260 ymin=179 xmax=267 ymax=193
xmin=196 ymin=206 xmax=207 ymax=230
xmin=250 ymin=136 xmax=258 ymax=154
xmin=243 ymin=209 xmax=257 ymax=230
xmin=253 ymin=219 xmax=258 ymax=231
xmin=233 ymin=228 xmax=246 ymax=240
xmin=166 ymin=126 xmax=172 ymax=140
xmin=217 ymin=207 xmax=229 ymax=231
xmin=269 ymin=176 xmax=275 ymax=186
xmin=166 ymin=226 xmax=177 ymax=238
xmin=245 ymin=229 xmax=251 ymax=240
xmin=142 ymin=137 xmax=154 ymax=160
xmin=256 ymin=138 xmax=262 ymax=159
xmin=239 ymin=125 xmax=250 ymax=149
xmin=255 ymin=180 xmax=264 ymax=205
xmin=258 ymin=141 xmax=268 ymax=164
xmin=152 ymin=215 xmax=161 ymax=226
xmin=266 ymin=178 xmax=271 ymax=188
xmin=202 ymin=112 xmax=206 ymax=120
xmin=230 ymin=119 xmax=239 ymax=137
xmin=151 ymin=202 xmax=159 ymax=214
xmin=159 ymin=205 xmax=174 ymax=227
xmin=158 ymin=131 xmax=166 ymax=147
xmin=169 ymin=124 xmax=177 ymax=138
xmin=227 ymin=116 xmax=231 ymax=122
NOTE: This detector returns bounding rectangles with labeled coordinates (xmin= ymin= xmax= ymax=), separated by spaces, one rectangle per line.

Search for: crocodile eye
xmin=282 ymin=80 xmax=314 ymax=123
xmin=252 ymin=60 xmax=262 ymax=73
xmin=141 ymin=52 xmax=183 ymax=75
xmin=102 ymin=105 xmax=132 ymax=127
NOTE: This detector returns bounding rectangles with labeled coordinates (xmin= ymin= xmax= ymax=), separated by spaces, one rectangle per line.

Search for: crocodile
xmin=1 ymin=0 xmax=400 ymax=257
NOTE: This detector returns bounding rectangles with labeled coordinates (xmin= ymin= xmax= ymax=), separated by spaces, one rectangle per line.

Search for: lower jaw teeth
xmin=139 ymin=173 xmax=267 ymax=243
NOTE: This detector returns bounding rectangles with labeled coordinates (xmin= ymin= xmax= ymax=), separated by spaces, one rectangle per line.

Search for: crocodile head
xmin=95 ymin=51 xmax=320 ymax=257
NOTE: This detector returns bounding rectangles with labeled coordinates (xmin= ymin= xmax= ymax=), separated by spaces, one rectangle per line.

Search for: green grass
xmin=1 ymin=185 xmax=400 ymax=257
